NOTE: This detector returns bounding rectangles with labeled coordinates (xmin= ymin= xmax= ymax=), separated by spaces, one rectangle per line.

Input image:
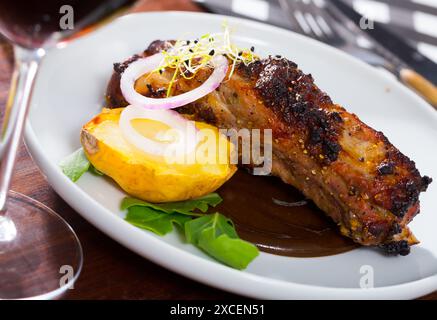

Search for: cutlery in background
xmin=196 ymin=0 xmax=391 ymax=67
xmin=278 ymin=0 xmax=397 ymax=72
xmin=280 ymin=0 xmax=437 ymax=107
xmin=328 ymin=0 xmax=437 ymax=107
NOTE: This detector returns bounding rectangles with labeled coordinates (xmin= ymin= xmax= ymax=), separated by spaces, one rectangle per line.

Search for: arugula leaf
xmin=185 ymin=212 xmax=237 ymax=243
xmin=125 ymin=206 xmax=191 ymax=236
xmin=59 ymin=148 xmax=90 ymax=182
xmin=185 ymin=213 xmax=259 ymax=270
xmin=123 ymin=195 xmax=259 ymax=269
xmin=121 ymin=193 xmax=222 ymax=215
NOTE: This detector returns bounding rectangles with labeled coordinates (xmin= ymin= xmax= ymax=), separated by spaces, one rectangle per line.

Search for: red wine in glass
xmin=0 ymin=0 xmax=134 ymax=48
xmin=0 ymin=0 xmax=134 ymax=299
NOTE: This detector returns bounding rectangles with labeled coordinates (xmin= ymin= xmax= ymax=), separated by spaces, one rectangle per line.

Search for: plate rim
xmin=24 ymin=11 xmax=437 ymax=299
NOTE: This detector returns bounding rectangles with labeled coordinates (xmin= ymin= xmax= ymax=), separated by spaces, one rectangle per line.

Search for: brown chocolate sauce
xmin=217 ymin=170 xmax=358 ymax=257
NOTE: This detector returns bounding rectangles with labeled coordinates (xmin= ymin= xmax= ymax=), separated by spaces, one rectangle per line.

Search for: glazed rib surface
xmin=106 ymin=40 xmax=432 ymax=255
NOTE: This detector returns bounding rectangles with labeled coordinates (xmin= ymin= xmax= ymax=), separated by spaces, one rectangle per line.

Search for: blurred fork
xmin=279 ymin=0 xmax=437 ymax=107
xmin=278 ymin=0 xmax=398 ymax=70
xmin=279 ymin=0 xmax=345 ymax=46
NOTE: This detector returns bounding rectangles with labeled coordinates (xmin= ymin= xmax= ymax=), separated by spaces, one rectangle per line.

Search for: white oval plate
xmin=24 ymin=12 xmax=437 ymax=299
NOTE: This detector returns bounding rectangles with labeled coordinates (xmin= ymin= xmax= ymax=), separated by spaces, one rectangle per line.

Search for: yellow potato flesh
xmin=131 ymin=118 xmax=173 ymax=141
xmin=81 ymin=108 xmax=237 ymax=203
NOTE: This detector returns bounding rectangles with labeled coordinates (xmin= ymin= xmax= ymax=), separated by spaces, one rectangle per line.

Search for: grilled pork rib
xmin=106 ymin=40 xmax=432 ymax=255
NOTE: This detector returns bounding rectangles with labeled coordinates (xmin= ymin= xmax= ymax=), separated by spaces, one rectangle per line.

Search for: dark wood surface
xmin=0 ymin=0 xmax=435 ymax=300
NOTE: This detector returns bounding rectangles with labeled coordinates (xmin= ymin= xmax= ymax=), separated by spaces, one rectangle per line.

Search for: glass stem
xmin=0 ymin=47 xmax=45 ymax=213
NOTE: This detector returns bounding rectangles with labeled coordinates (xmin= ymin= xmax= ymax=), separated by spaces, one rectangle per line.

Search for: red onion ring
xmin=120 ymin=53 xmax=228 ymax=110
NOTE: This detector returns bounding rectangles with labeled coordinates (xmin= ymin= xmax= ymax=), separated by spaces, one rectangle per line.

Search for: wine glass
xmin=0 ymin=0 xmax=134 ymax=299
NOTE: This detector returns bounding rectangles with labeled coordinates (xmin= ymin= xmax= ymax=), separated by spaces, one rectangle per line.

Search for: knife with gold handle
xmin=400 ymin=69 xmax=437 ymax=108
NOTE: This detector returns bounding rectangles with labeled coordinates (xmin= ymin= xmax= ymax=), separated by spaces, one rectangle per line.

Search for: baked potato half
xmin=81 ymin=108 xmax=236 ymax=202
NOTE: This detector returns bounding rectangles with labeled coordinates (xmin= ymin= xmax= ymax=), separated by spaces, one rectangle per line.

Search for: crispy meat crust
xmin=239 ymin=58 xmax=342 ymax=164
xmin=105 ymin=40 xmax=432 ymax=255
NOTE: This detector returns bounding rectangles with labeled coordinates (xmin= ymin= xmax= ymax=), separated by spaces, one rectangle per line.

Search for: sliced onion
xmin=119 ymin=105 xmax=198 ymax=156
xmin=120 ymin=53 xmax=228 ymax=110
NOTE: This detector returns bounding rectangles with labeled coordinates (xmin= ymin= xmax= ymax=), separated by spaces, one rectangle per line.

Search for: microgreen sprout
xmin=152 ymin=22 xmax=258 ymax=96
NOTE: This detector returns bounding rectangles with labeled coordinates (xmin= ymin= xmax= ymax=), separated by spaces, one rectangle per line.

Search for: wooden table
xmin=0 ymin=0 xmax=435 ymax=300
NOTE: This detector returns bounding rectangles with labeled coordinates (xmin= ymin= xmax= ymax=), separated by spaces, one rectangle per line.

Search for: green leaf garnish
xmin=125 ymin=206 xmax=191 ymax=236
xmin=121 ymin=193 xmax=222 ymax=215
xmin=89 ymin=164 xmax=104 ymax=176
xmin=59 ymin=148 xmax=90 ymax=182
xmin=123 ymin=194 xmax=259 ymax=269
xmin=185 ymin=213 xmax=259 ymax=270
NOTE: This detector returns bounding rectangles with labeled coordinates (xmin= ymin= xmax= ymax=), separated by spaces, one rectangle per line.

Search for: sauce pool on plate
xmin=217 ymin=170 xmax=358 ymax=257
